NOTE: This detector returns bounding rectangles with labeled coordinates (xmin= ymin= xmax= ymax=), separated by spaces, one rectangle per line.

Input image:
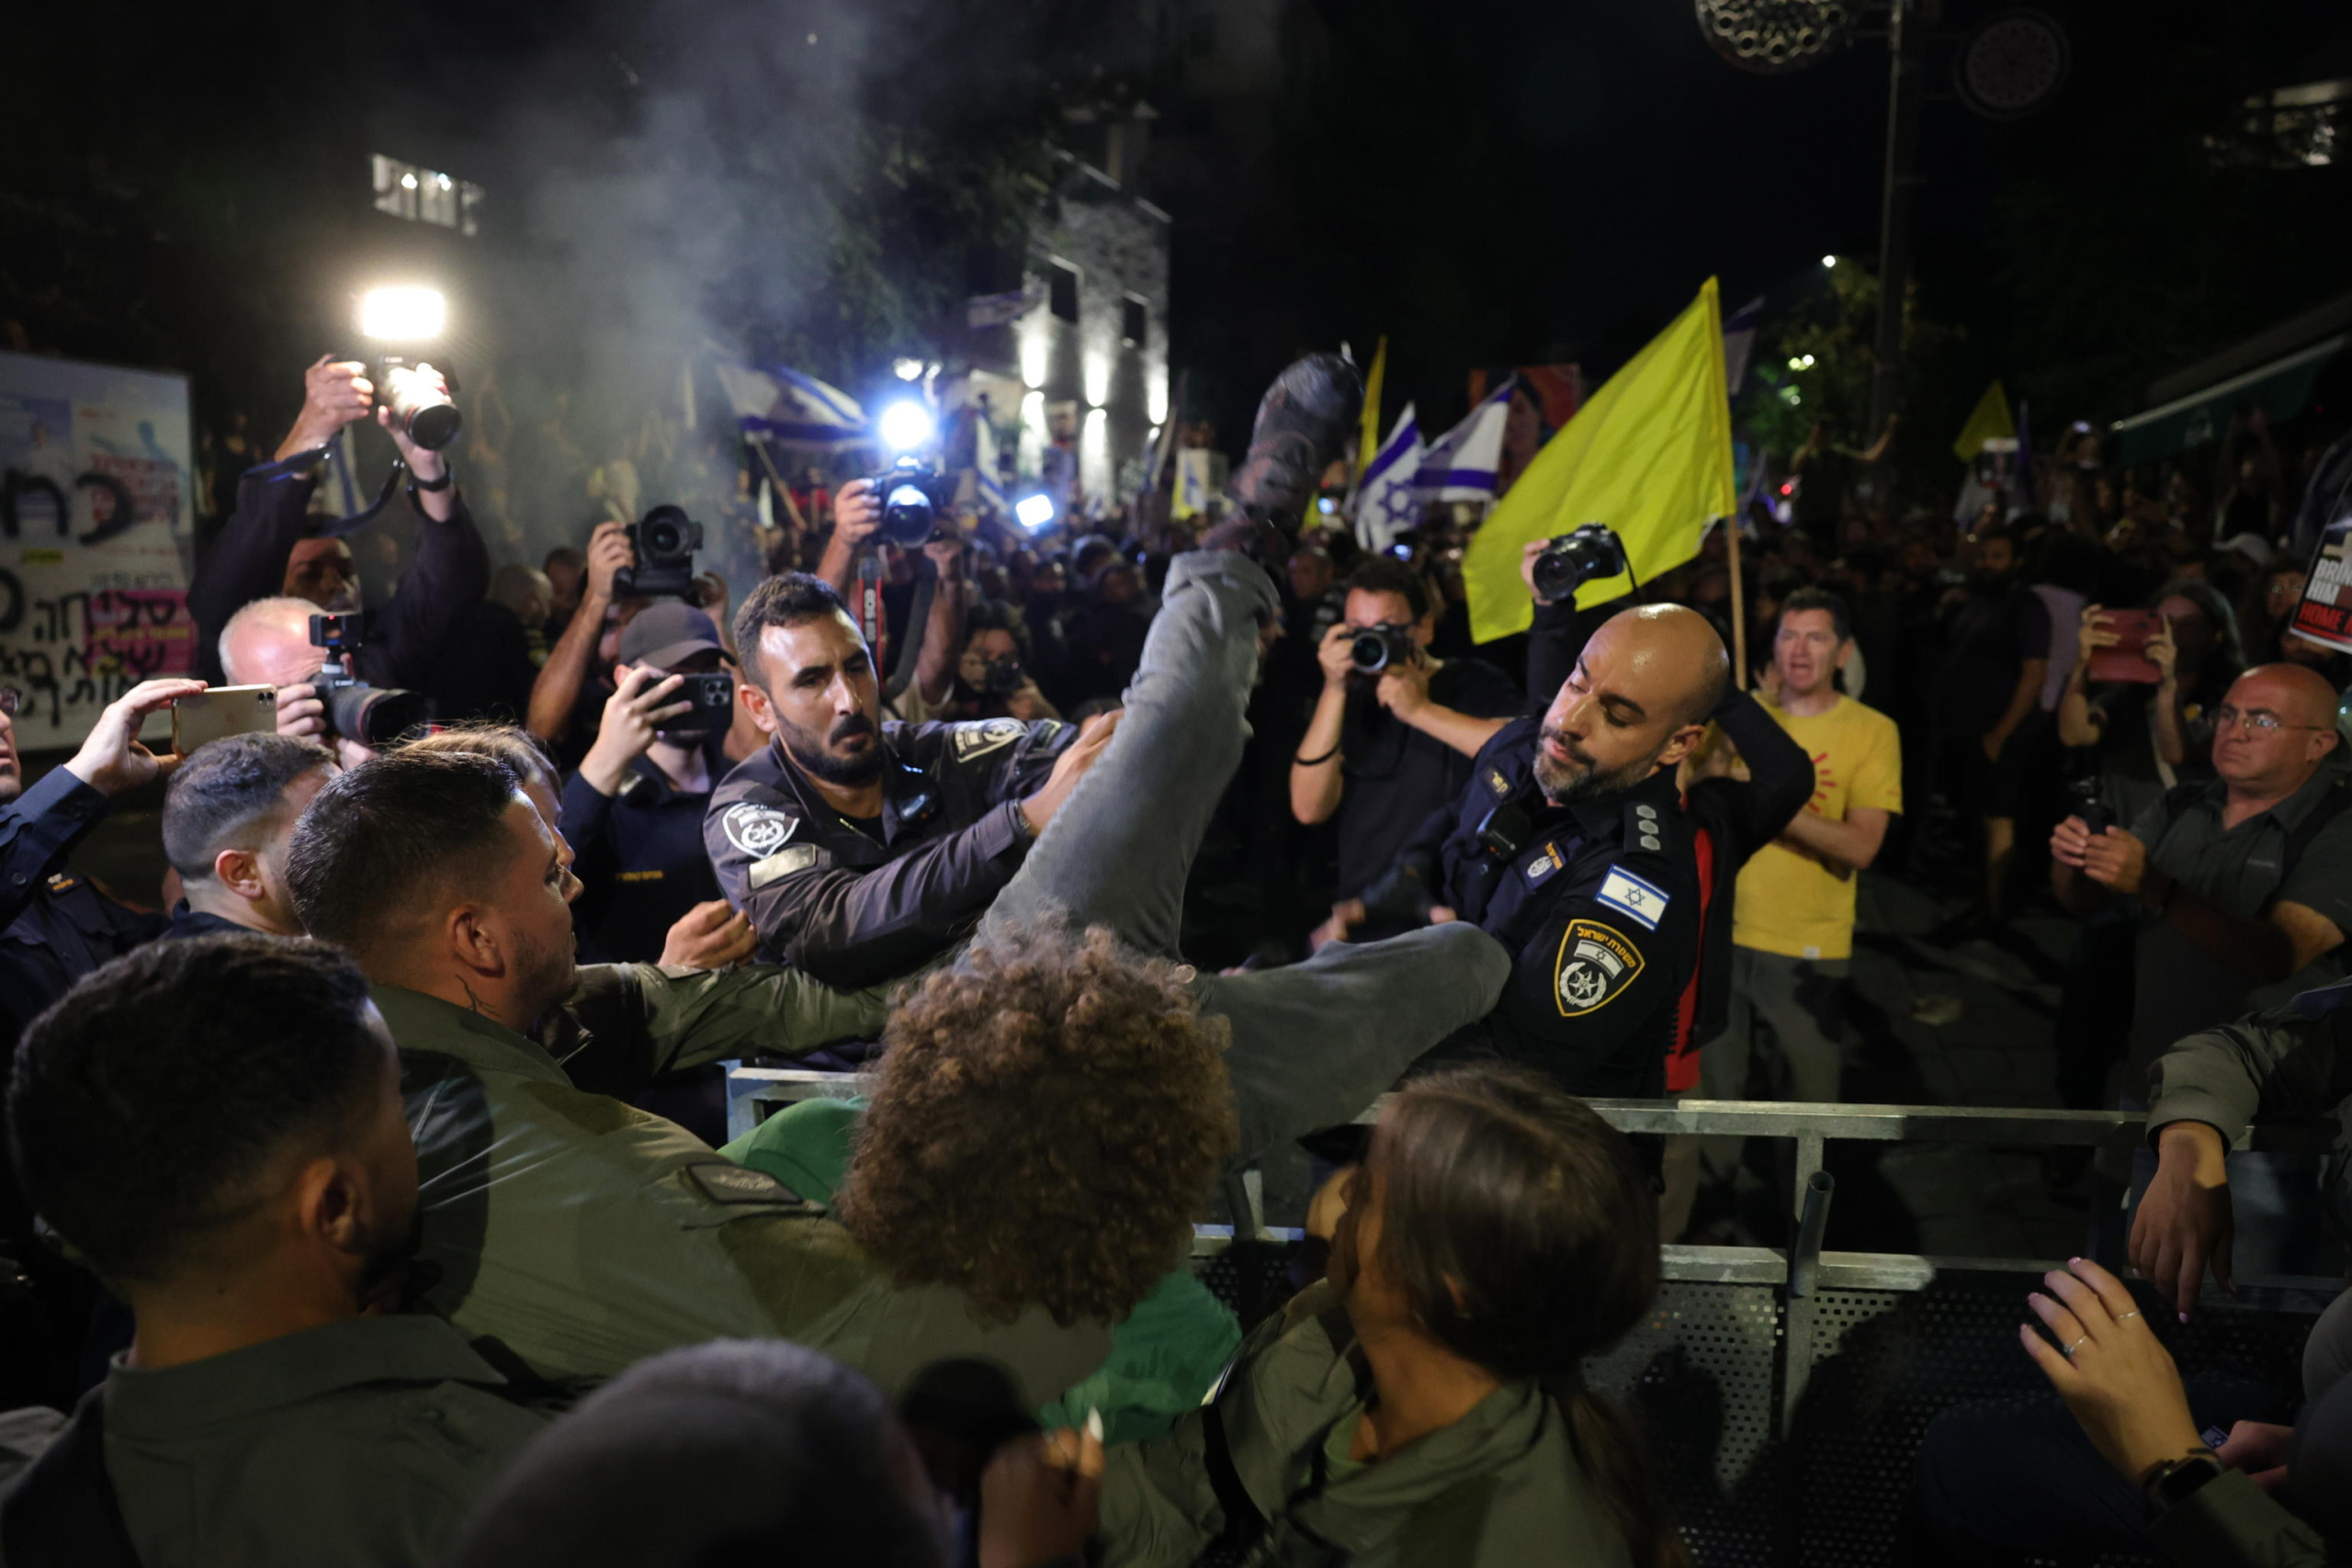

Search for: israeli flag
xmin=1355 ymin=403 xmax=1424 ymax=553
xmin=712 ymin=360 xmax=869 ymax=450
xmin=1416 ymin=378 xmax=1513 ymax=503
xmin=1723 ymin=295 xmax=1765 ymax=399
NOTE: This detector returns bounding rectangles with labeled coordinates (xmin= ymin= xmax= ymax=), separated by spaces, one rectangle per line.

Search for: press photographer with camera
xmin=1289 ymin=558 xmax=1522 ymax=919
xmin=942 ymin=602 xmax=1060 ymax=724
xmin=220 ymin=600 xmax=433 ymax=770
xmin=811 ymin=472 xmax=967 ymax=722
xmin=561 ymin=602 xmax=752 ymax=964
xmin=188 ymin=355 xmax=488 ymax=693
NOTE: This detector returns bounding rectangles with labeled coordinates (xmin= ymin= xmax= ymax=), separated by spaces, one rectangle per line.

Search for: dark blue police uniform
xmin=561 ymin=747 xmax=727 ymax=964
xmin=1381 ymin=716 xmax=1702 ymax=1098
xmin=705 ymin=716 xmax=1075 ymax=989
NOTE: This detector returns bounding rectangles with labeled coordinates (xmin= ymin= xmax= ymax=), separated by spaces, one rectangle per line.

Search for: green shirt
xmin=379 ymin=972 xmax=1113 ymax=1408
xmin=102 ymin=1315 xmax=548 ymax=1568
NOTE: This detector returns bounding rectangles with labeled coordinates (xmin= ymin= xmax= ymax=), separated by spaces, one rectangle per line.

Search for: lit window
xmin=371 ymin=154 xmax=485 ymax=235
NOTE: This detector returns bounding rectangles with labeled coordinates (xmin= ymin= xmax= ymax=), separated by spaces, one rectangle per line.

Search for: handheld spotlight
xmin=876 ymin=400 xmax=936 ymax=454
xmin=1015 ymin=493 xmax=1057 ymax=531
xmin=358 ymin=287 xmax=447 ymax=343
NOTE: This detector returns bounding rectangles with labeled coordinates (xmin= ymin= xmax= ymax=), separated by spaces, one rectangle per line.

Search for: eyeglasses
xmin=0 ymin=688 xmax=18 ymax=718
xmin=2213 ymin=704 xmax=2332 ymax=735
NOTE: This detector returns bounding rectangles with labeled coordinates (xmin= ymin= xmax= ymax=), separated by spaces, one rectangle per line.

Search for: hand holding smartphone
xmin=2086 ymin=609 xmax=2165 ymax=684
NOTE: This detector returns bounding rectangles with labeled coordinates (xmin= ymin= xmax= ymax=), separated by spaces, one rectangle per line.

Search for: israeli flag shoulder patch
xmin=1596 ymin=865 xmax=1670 ymax=931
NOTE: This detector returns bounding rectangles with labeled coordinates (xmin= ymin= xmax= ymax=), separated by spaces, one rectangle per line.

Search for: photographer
xmin=219 ymin=596 xmax=419 ymax=771
xmin=188 ymin=355 xmax=488 ymax=691
xmin=941 ymin=601 xmax=1059 ymax=724
xmin=2053 ymin=661 xmax=2352 ymax=1274
xmin=561 ymin=603 xmax=746 ymax=964
xmin=811 ymin=479 xmax=967 ymax=721
xmin=1290 ymin=558 xmax=1521 ymax=919
xmin=707 ymin=573 xmax=1101 ymax=990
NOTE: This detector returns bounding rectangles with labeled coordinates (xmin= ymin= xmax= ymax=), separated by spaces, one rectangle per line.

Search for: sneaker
xmin=1228 ymin=352 xmax=1363 ymax=536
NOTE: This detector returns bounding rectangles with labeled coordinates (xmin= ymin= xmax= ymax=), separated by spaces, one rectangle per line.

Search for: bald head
xmin=1535 ymin=603 xmax=1729 ymax=804
xmin=2213 ymin=662 xmax=2343 ymax=796
xmin=220 ymin=596 xmax=327 ymax=688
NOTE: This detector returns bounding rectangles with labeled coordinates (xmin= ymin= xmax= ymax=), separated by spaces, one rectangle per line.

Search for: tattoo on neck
xmin=457 ymin=976 xmax=495 ymax=1021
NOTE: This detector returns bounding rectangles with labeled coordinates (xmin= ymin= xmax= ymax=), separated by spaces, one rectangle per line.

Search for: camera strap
xmin=277 ymin=445 xmax=412 ymax=538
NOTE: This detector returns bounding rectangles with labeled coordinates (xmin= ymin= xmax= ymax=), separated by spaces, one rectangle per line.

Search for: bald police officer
xmin=1337 ymin=604 xmax=1730 ymax=1097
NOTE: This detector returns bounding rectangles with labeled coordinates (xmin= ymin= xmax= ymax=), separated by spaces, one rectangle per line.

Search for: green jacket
xmin=379 ymin=968 xmax=1114 ymax=1407
xmin=101 ymin=1315 xmax=549 ymax=1568
xmin=1101 ymin=1282 xmax=1630 ymax=1568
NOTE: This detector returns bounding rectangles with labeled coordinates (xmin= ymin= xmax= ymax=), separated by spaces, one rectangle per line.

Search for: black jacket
xmin=186 ymin=450 xmax=490 ymax=690
xmin=705 ymin=716 xmax=1076 ymax=988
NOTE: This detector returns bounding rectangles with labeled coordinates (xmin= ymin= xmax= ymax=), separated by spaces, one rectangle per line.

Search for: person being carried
xmin=0 ymin=936 xmax=555 ymax=1567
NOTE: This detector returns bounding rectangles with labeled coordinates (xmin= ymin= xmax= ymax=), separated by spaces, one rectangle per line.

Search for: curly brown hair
xmin=835 ymin=922 xmax=1237 ymax=1326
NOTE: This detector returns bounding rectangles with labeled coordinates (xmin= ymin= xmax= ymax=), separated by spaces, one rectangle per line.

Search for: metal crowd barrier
xmin=727 ymin=1067 xmax=2340 ymax=1566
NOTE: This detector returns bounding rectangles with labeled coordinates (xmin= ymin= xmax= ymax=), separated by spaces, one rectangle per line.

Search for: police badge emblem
xmin=1553 ymin=919 xmax=1645 ymax=1017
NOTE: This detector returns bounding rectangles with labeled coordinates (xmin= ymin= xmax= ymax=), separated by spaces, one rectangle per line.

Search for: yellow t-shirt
xmin=1730 ymin=694 xmax=1903 ymax=961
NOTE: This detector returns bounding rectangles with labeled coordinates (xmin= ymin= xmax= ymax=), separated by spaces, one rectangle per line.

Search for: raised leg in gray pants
xmin=977 ymin=549 xmax=1510 ymax=1166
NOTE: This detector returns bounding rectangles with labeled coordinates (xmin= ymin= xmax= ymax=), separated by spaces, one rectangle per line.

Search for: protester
xmin=187 ymin=356 xmax=489 ymax=694
xmin=0 ymin=937 xmax=555 ymax=1565
xmin=1934 ymin=522 xmax=2050 ymax=924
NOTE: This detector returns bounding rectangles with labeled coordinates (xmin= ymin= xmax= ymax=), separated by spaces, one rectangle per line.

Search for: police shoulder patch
xmin=682 ymin=1161 xmax=808 ymax=1207
xmin=1596 ymin=865 xmax=1671 ymax=931
xmin=951 ymin=717 xmax=1027 ymax=761
xmin=1554 ymin=919 xmax=1645 ymax=1017
xmin=748 ymin=843 xmax=827 ymax=889
xmin=720 ymin=802 xmax=798 ymax=859
xmin=1523 ymin=842 xmax=1565 ymax=886
xmin=1486 ymin=767 xmax=1513 ymax=799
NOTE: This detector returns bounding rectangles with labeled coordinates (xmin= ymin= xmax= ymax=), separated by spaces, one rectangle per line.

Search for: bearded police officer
xmin=705 ymin=572 xmax=1114 ymax=990
xmin=1334 ymin=603 xmax=1728 ymax=1098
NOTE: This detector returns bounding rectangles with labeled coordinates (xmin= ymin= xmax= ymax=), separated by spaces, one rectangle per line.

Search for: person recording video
xmin=187 ymin=355 xmax=488 ymax=692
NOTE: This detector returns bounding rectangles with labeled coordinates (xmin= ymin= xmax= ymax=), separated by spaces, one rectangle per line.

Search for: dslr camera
xmin=868 ymin=456 xmax=953 ymax=547
xmin=307 ymin=614 xmax=431 ymax=745
xmin=616 ymin=504 xmax=704 ymax=600
xmin=1350 ymin=624 xmax=1419 ymax=675
xmin=1530 ymin=522 xmax=1630 ymax=604
xmin=978 ymin=655 xmax=1026 ymax=697
xmin=375 ymin=355 xmax=462 ymax=451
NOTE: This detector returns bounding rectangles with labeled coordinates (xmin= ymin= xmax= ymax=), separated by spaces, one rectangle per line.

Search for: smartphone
xmin=170 ymin=686 xmax=278 ymax=753
xmin=2086 ymin=609 xmax=2165 ymax=684
xmin=661 ymin=671 xmax=738 ymax=738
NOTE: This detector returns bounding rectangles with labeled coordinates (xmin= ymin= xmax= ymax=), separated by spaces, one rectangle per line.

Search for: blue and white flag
xmin=1416 ymin=379 xmax=1513 ymax=503
xmin=1355 ymin=403 xmax=1424 ymax=553
xmin=712 ymin=360 xmax=869 ymax=449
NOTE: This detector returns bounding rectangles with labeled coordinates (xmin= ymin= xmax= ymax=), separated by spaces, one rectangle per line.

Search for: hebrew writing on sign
xmin=0 ymin=351 xmax=196 ymax=750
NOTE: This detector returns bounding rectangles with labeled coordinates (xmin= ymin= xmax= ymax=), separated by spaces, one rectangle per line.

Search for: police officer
xmin=706 ymin=571 xmax=1114 ymax=989
xmin=562 ymin=601 xmax=746 ymax=963
xmin=1331 ymin=603 xmax=1728 ymax=1098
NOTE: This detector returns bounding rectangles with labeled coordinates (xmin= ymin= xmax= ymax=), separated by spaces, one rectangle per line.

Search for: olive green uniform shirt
xmin=101 ymin=1315 xmax=548 ymax=1568
xmin=379 ymin=967 xmax=1114 ymax=1405
xmin=1102 ymin=1281 xmax=1629 ymax=1568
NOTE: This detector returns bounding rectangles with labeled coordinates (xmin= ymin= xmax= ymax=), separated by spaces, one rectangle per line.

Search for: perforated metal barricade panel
xmin=1586 ymin=1280 xmax=1785 ymax=1568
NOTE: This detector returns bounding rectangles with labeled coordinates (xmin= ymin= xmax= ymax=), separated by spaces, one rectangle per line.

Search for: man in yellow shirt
xmin=1700 ymin=589 xmax=1902 ymax=1131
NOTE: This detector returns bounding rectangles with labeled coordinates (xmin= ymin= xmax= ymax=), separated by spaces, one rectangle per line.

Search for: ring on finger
xmin=2063 ymin=1336 xmax=2088 ymax=1359
xmin=2117 ymin=1310 xmax=2142 ymax=1324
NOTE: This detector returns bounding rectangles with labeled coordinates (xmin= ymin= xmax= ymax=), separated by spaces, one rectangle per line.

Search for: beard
xmin=513 ymin=921 xmax=579 ymax=1029
xmin=1533 ymin=725 xmax=1664 ymax=805
xmin=778 ymin=710 xmax=885 ymax=787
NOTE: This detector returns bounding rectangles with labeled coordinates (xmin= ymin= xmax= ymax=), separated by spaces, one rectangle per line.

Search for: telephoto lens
xmin=327 ymin=683 xmax=434 ymax=747
xmin=379 ymin=360 xmax=463 ymax=451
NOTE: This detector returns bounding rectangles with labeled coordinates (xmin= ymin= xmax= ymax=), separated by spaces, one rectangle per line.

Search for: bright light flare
xmin=892 ymin=357 xmax=924 ymax=381
xmin=1821 ymin=254 xmax=1838 ymax=269
xmin=1015 ymin=493 xmax=1057 ymax=530
xmin=358 ymin=287 xmax=447 ymax=342
xmin=876 ymin=400 xmax=935 ymax=453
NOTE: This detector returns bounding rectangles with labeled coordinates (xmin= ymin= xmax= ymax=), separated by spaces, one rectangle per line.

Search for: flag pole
xmin=1724 ymin=514 xmax=1747 ymax=691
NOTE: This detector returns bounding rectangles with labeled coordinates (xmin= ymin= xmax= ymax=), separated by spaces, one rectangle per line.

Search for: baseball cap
xmin=619 ymin=602 xmax=727 ymax=670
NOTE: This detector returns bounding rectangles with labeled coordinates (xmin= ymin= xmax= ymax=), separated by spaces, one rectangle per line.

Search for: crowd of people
xmin=0 ymin=346 xmax=2347 ymax=1565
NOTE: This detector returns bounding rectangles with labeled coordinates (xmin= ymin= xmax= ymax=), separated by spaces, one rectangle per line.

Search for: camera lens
xmin=329 ymin=683 xmax=433 ymax=746
xmin=1351 ymin=631 xmax=1394 ymax=673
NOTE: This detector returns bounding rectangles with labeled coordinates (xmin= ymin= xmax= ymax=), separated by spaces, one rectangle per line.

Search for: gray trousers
xmin=1695 ymin=946 xmax=1849 ymax=1183
xmin=978 ymin=550 xmax=1510 ymax=1168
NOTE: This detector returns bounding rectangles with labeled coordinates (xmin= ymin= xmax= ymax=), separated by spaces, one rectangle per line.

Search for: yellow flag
xmin=1355 ymin=336 xmax=1387 ymax=477
xmin=1951 ymin=379 xmax=2014 ymax=462
xmin=1463 ymin=278 xmax=1735 ymax=644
